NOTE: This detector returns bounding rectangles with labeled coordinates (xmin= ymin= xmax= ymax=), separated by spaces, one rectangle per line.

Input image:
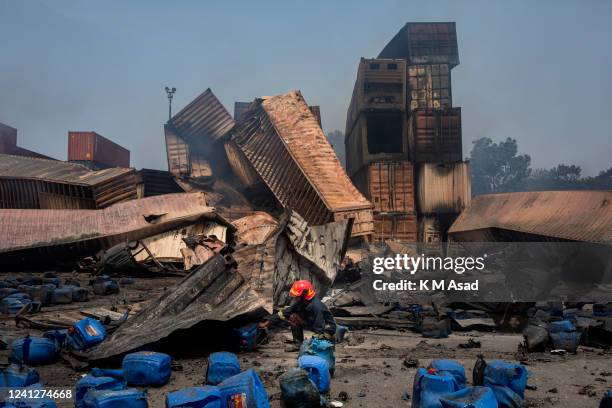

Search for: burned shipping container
xmin=229 ymin=90 xmax=374 ymax=239
xmin=373 ymin=213 xmax=417 ymax=243
xmin=378 ymin=22 xmax=459 ymax=68
xmin=407 ymin=64 xmax=452 ymax=110
xmin=408 ymin=108 xmax=462 ymax=163
xmin=352 ymin=161 xmax=415 ymax=213
xmin=416 ymin=162 xmax=470 ymax=214
xmin=68 ymin=131 xmax=130 ymax=169
xmin=0 ymin=153 xmax=137 ymax=209
xmin=135 ymin=169 xmax=185 ymax=198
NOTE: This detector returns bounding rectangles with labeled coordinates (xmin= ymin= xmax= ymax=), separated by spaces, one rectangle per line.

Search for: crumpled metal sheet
xmin=0 ymin=193 xmax=227 ymax=266
xmin=232 ymin=211 xmax=279 ymax=246
xmin=85 ymin=211 xmax=352 ymax=360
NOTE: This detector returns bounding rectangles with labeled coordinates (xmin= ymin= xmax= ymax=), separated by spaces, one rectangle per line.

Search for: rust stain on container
xmin=0 ymin=153 xmax=137 ymax=209
xmin=408 ymin=107 xmax=462 ymax=163
xmin=68 ymin=131 xmax=130 ymax=168
xmin=449 ymin=191 xmax=612 ymax=244
xmin=230 ymin=90 xmax=374 ymax=238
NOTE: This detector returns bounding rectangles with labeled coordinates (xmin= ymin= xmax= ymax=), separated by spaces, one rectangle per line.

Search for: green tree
xmin=469 ymin=137 xmax=532 ymax=196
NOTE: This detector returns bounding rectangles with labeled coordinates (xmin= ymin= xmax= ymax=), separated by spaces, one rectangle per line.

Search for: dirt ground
xmin=1 ymin=274 xmax=611 ymax=408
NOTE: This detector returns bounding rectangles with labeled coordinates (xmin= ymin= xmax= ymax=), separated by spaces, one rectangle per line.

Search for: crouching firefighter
xmin=265 ymin=280 xmax=337 ymax=345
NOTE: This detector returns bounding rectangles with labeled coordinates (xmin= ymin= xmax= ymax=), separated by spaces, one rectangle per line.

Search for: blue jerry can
xmin=1 ymin=298 xmax=27 ymax=315
xmin=548 ymin=320 xmax=575 ymax=333
xmin=206 ymin=352 xmax=241 ymax=385
xmin=10 ymin=336 xmax=58 ymax=365
xmin=122 ymin=351 xmax=172 ymax=387
xmin=0 ymin=364 xmax=40 ymax=387
xmin=219 ymin=369 xmax=270 ymax=408
xmin=82 ymin=388 xmax=148 ymax=408
xmin=483 ymin=360 xmax=528 ymax=408
xmin=166 ymin=386 xmax=222 ymax=408
xmin=50 ymin=287 xmax=73 ymax=304
xmin=75 ymin=375 xmax=126 ymax=408
xmin=68 ymin=318 xmax=106 ymax=350
xmin=233 ymin=323 xmax=259 ymax=351
xmin=298 ymin=355 xmax=331 ymax=394
xmin=439 ymin=386 xmax=498 ymax=408
xmin=429 ymin=360 xmax=467 ymax=390
xmin=298 ymin=338 xmax=335 ymax=375
xmin=412 ymin=368 xmax=463 ymax=408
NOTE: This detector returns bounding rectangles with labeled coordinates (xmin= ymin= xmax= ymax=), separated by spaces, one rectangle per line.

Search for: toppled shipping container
xmin=164 ymin=88 xmax=235 ymax=180
xmin=229 ymin=90 xmax=374 ymax=239
xmin=449 ymin=191 xmax=612 ymax=244
xmin=68 ymin=131 xmax=130 ymax=169
xmin=135 ymin=169 xmax=185 ymax=198
xmin=378 ymin=22 xmax=460 ymax=68
xmin=86 ymin=211 xmax=352 ymax=361
xmin=0 ymin=153 xmax=136 ymax=209
xmin=0 ymin=192 xmax=226 ymax=268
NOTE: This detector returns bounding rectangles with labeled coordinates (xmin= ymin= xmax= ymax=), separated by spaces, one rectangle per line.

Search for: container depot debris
xmin=449 ymin=190 xmax=612 ymax=244
xmin=229 ymin=90 xmax=374 ymax=239
xmin=0 ymin=192 xmax=225 ymax=269
xmin=0 ymin=153 xmax=137 ymax=209
xmin=232 ymin=212 xmax=279 ymax=246
xmin=85 ymin=211 xmax=352 ymax=361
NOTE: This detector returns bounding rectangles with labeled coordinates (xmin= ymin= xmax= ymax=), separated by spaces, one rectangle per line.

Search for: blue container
xmin=71 ymin=287 xmax=90 ymax=302
xmin=42 ymin=277 xmax=61 ymax=287
xmin=75 ymin=375 xmax=126 ymax=408
xmin=10 ymin=336 xmax=58 ymax=365
xmin=278 ymin=368 xmax=320 ymax=408
xmin=93 ymin=281 xmax=119 ymax=296
xmin=50 ymin=287 xmax=73 ymax=304
xmin=298 ymin=338 xmax=335 ymax=375
xmin=81 ymin=388 xmax=148 ymax=408
xmin=0 ymin=364 xmax=40 ymax=387
xmin=429 ymin=360 xmax=467 ymax=390
xmin=122 ymin=351 xmax=172 ymax=386
xmin=1 ymin=298 xmax=27 ymax=315
xmin=549 ymin=320 xmax=575 ymax=333
xmin=219 ymin=369 xmax=270 ymax=408
xmin=6 ymin=292 xmax=31 ymax=301
xmin=166 ymin=386 xmax=222 ymax=408
xmin=43 ymin=329 xmax=68 ymax=347
xmin=233 ymin=323 xmax=259 ymax=351
xmin=483 ymin=360 xmax=527 ymax=408
xmin=206 ymin=352 xmax=241 ymax=385
xmin=298 ymin=355 xmax=331 ymax=393
xmin=68 ymin=318 xmax=106 ymax=350
xmin=550 ymin=331 xmax=581 ymax=353
xmin=19 ymin=276 xmax=43 ymax=286
xmin=412 ymin=368 xmax=462 ymax=408
xmin=600 ymin=390 xmax=612 ymax=408
xmin=439 ymin=386 xmax=498 ymax=408
xmin=1 ymin=288 xmax=19 ymax=299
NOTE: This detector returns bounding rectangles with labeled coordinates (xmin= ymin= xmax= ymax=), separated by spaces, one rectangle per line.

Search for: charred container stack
xmin=346 ymin=22 xmax=470 ymax=243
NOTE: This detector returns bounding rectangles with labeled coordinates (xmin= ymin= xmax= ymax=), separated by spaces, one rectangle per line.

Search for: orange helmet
xmin=289 ymin=280 xmax=316 ymax=300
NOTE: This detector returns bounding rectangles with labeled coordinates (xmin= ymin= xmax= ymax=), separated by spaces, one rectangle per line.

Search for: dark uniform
xmin=280 ymin=295 xmax=337 ymax=343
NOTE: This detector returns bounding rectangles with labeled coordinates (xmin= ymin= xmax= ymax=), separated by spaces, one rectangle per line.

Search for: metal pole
xmin=165 ymin=87 xmax=176 ymax=121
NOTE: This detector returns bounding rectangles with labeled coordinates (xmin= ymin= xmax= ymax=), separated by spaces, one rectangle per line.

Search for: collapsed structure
xmin=346 ymin=22 xmax=470 ymax=243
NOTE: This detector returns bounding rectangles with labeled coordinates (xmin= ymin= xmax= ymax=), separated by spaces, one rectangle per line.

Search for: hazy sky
xmin=1 ymin=0 xmax=610 ymax=175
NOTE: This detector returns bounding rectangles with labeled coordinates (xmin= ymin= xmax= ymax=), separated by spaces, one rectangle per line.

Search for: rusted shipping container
xmin=417 ymin=162 xmax=470 ymax=214
xmin=224 ymin=140 xmax=262 ymax=188
xmin=346 ymin=58 xmax=406 ymax=127
xmin=352 ymin=161 xmax=414 ymax=213
xmin=378 ymin=22 xmax=459 ymax=68
xmin=408 ymin=108 xmax=462 ymax=163
xmin=373 ymin=213 xmax=417 ymax=243
xmin=0 ymin=153 xmax=137 ymax=209
xmin=345 ymin=111 xmax=409 ymax=177
xmin=68 ymin=131 xmax=130 ymax=168
xmin=230 ymin=90 xmax=374 ymax=239
xmin=164 ymin=124 xmax=191 ymax=176
xmin=407 ymin=64 xmax=452 ymax=110
xmin=135 ymin=169 xmax=184 ymax=198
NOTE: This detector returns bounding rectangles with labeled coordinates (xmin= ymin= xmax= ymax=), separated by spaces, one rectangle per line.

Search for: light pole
xmin=165 ymin=86 xmax=176 ymax=121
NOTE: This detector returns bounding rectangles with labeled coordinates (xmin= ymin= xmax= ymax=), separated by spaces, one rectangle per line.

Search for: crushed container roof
xmin=449 ymin=190 xmax=612 ymax=244
xmin=0 ymin=153 xmax=133 ymax=186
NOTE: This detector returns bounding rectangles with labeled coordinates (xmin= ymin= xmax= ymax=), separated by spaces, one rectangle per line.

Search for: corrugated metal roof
xmin=0 ymin=192 xmax=220 ymax=254
xmin=0 ymin=153 xmax=132 ymax=187
xmin=258 ymin=90 xmax=372 ymax=212
xmin=169 ymin=88 xmax=235 ymax=143
xmin=449 ymin=191 xmax=612 ymax=244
